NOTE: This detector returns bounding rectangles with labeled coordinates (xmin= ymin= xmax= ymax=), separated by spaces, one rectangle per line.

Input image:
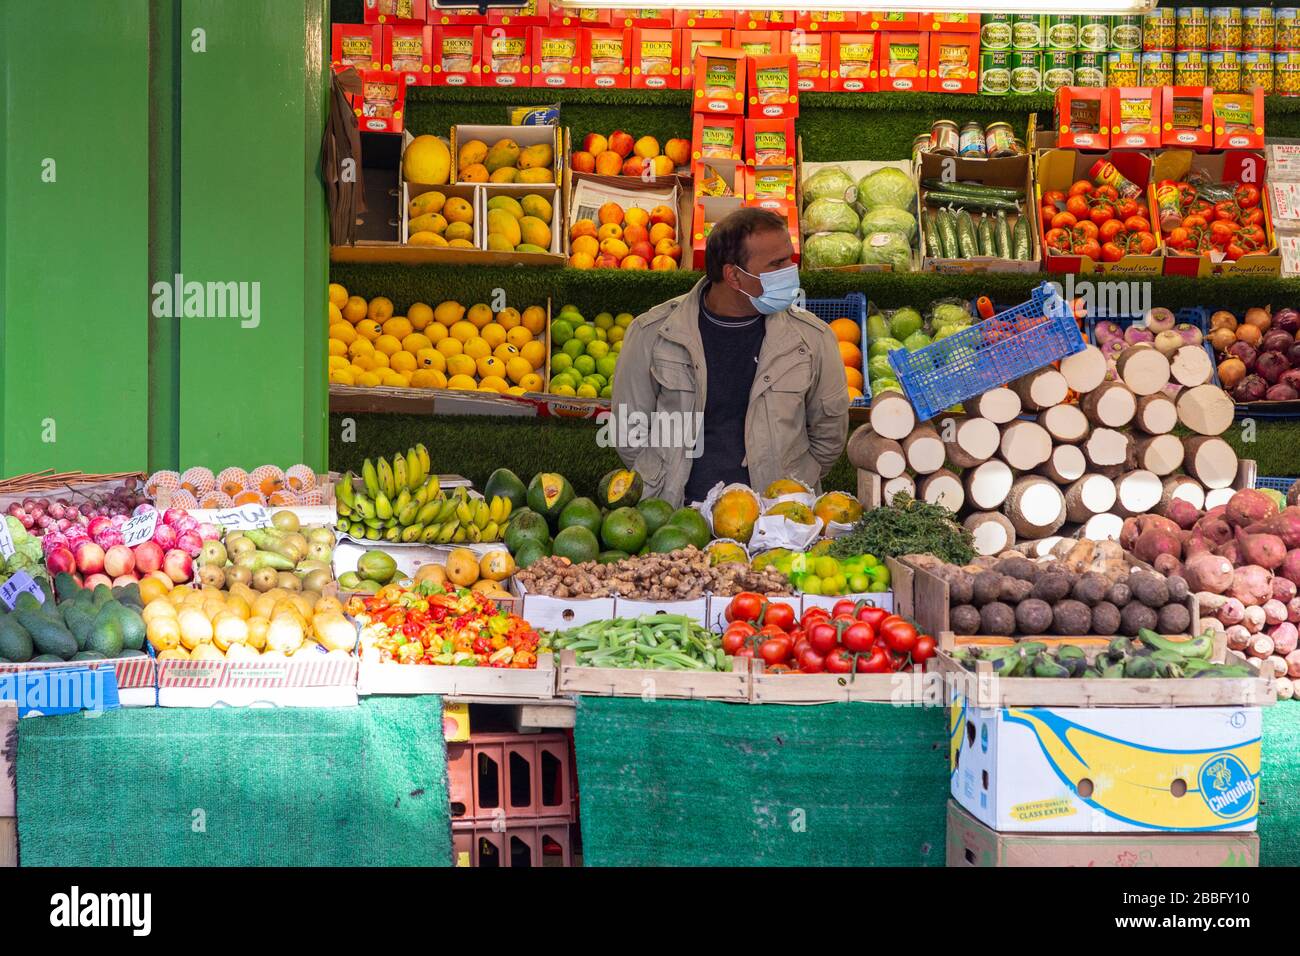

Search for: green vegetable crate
xmin=917 ymin=151 xmax=1039 ymax=274
xmin=556 ymin=648 xmax=752 ymax=701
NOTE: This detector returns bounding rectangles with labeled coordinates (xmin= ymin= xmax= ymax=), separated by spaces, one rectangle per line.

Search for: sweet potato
xmin=1052 ymin=600 xmax=1092 ymax=636
xmin=1280 ymin=677 xmax=1296 ymax=700
xmin=1119 ymin=517 xmax=1141 ymax=551
xmin=1183 ymin=532 xmax=1213 ymax=558
xmin=1244 ymin=604 xmax=1267 ymax=634
xmin=1182 ymin=553 xmax=1235 ymax=595
xmin=1243 ymin=507 xmax=1300 ymax=549
xmin=1235 ymin=529 xmax=1287 ymax=570
xmin=1265 ymin=655 xmax=1288 ymax=678
xmin=1249 ymin=633 xmax=1274 ymax=658
xmin=1194 ymin=516 xmax=1233 ymax=547
xmin=1157 ymin=602 xmax=1191 ymax=635
xmin=1264 ymin=599 xmax=1289 ymax=627
xmin=1225 ymin=488 xmax=1279 ymax=529
xmin=1200 ymin=616 xmax=1225 ymax=639
xmin=1133 ymin=528 xmax=1182 ymax=564
xmin=1281 ymin=549 xmax=1300 ymax=587
xmin=1153 ymin=554 xmax=1183 ymax=577
xmin=1164 ymin=498 xmax=1202 ymax=531
xmin=1289 ymin=649 xmax=1300 ymax=679
xmin=1013 ymin=599 xmax=1053 ymax=636
xmin=1218 ymin=597 xmax=1247 ymax=626
xmin=1273 ymin=576 xmax=1298 ymax=604
xmin=1214 ymin=540 xmax=1242 ymax=566
xmin=1196 ymin=591 xmax=1228 ymax=615
xmin=1225 ymin=624 xmax=1251 ymax=652
xmin=1290 ymin=596 xmax=1300 ymax=624
xmin=1270 ymin=621 xmax=1299 ymax=656
xmin=1090 ymin=601 xmax=1121 ymax=636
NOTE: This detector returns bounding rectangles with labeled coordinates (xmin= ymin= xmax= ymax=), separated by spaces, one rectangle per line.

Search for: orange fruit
xmin=837 ymin=340 xmax=862 ymax=369
xmin=845 ymin=366 xmax=864 ymax=390
xmin=829 ymin=318 xmax=860 ymax=343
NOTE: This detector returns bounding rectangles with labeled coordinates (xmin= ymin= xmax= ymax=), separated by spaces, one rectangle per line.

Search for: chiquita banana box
xmin=949 ymin=694 xmax=1262 ymax=833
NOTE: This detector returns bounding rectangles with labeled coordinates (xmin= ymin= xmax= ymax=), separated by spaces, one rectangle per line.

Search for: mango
xmin=520 ymin=193 xmax=553 ymax=221
xmin=487 ymin=233 xmax=516 ymax=252
xmin=457 ymin=139 xmax=488 ymax=170
xmin=487 ymin=195 xmax=525 ymax=219
xmin=516 ymin=166 xmax=554 ymax=184
xmin=458 ymin=163 xmax=488 ymax=183
xmin=409 ymin=231 xmax=448 ymax=247
xmin=409 ymin=213 xmax=447 ymax=235
xmin=487 ymin=208 xmax=522 ymax=247
xmin=518 ymin=215 xmax=552 ymax=249
xmin=517 ymin=143 xmax=553 ymax=170
xmin=489 ymin=166 xmax=519 ymax=183
xmin=409 ymin=190 xmax=446 ymax=217
xmin=443 ymin=197 xmax=474 ymax=223
xmin=448 ymin=238 xmax=475 ymax=249
xmin=402 ymin=135 xmax=451 ymax=185
xmin=515 ymin=243 xmax=549 ymax=254
xmin=485 ymin=141 xmax=521 ymax=173
xmin=444 ymin=221 xmax=474 ymax=242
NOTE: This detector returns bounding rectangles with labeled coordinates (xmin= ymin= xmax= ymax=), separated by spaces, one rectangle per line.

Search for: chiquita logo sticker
xmin=1199 ymin=754 xmax=1256 ymax=819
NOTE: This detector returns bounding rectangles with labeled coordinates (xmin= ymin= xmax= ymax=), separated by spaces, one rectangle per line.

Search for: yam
xmin=1176 ymin=384 xmax=1234 ymax=436
xmin=1012 ymin=368 xmax=1068 ymax=412
xmin=1090 ymin=601 xmax=1121 ymax=636
xmin=1052 ymin=600 xmax=1092 ymax=636
xmin=979 ymin=602 xmax=1017 ymax=636
xmin=971 ymin=387 xmax=1021 ymax=424
xmin=1041 ymin=404 xmax=1090 ymax=444
xmin=1133 ymin=434 xmax=1185 ymax=476
xmin=999 ymin=576 xmax=1034 ymax=603
xmin=1004 ymin=476 xmax=1067 ymax=539
xmin=1114 ymin=470 xmax=1164 ymax=518
xmin=1158 ymin=475 xmax=1207 ymax=513
xmin=1083 ymin=512 xmax=1125 ymax=542
xmin=1081 ymin=381 xmax=1137 ymax=427
xmin=1170 ymin=344 xmax=1213 ymax=387
xmin=1014 ymin=598 xmax=1054 ymax=636
xmin=869 ymin=391 xmax=916 ymax=440
xmin=964 ymin=512 xmax=1016 ymax=557
xmin=1184 ymin=436 xmax=1238 ymax=490
xmin=1129 ymin=571 xmax=1171 ymax=608
xmin=993 ymin=556 xmax=1039 ymax=582
xmin=1134 ymin=392 xmax=1178 ymax=435
xmin=1038 ymin=445 xmax=1087 ymax=485
xmin=965 ymin=459 xmax=1014 ymax=511
xmin=1083 ymin=427 xmax=1132 ymax=474
xmin=882 ymin=473 xmax=916 ymax=502
xmin=950 ymin=604 xmax=981 ymax=635
xmin=1120 ymin=601 xmax=1158 ymax=636
xmin=1064 ymin=475 xmax=1117 ymax=523
xmin=998 ymin=420 xmax=1053 ymax=471
xmin=971 ymin=571 xmax=1005 ymax=607
xmin=1031 ymin=571 xmax=1073 ymax=604
xmin=1071 ymin=571 xmax=1110 ymax=607
xmin=1116 ymin=345 xmax=1171 ymax=395
xmin=902 ymin=424 xmax=945 ymax=475
xmin=917 ymin=469 xmax=965 ymax=512
xmin=941 ymin=567 xmax=975 ymax=606
xmin=846 ymin=426 xmax=906 ymax=479
xmin=1106 ymin=581 xmax=1132 ymax=607
xmin=941 ymin=416 xmax=1000 ymax=469
xmin=1060 ymin=344 xmax=1107 ymax=394
xmin=856 ymin=470 xmax=883 ymax=509
xmin=1157 ymin=602 xmax=1192 ymax=634
xmin=1167 ymin=574 xmax=1190 ymax=602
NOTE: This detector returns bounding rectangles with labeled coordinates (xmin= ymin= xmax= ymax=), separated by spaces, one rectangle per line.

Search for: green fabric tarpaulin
xmin=16 ymin=697 xmax=450 ymax=867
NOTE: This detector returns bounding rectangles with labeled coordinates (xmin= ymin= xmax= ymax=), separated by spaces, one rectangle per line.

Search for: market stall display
xmin=1206 ymin=305 xmax=1300 ymax=411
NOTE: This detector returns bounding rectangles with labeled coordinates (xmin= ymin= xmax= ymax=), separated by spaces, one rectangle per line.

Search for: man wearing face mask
xmin=612 ymin=207 xmax=850 ymax=507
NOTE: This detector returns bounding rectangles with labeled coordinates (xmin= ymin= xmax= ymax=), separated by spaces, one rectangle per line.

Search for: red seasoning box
xmin=747 ymin=54 xmax=798 ymax=119
xmin=830 ymin=32 xmax=879 ymax=93
xmin=384 ymin=24 xmax=433 ymax=87
xmin=693 ymin=46 xmax=746 ymax=114
xmin=631 ymin=28 xmax=681 ymax=90
xmin=787 ymin=32 xmax=830 ymax=93
xmin=432 ymin=25 xmax=482 ymax=87
xmin=333 ymin=24 xmax=383 ymax=72
xmin=681 ymin=28 xmax=733 ymax=89
xmin=481 ymin=27 xmax=533 ymax=87
xmin=533 ymin=27 xmax=581 ymax=87
xmin=616 ymin=9 xmax=674 ymax=29
xmin=488 ymin=0 xmax=549 ymax=27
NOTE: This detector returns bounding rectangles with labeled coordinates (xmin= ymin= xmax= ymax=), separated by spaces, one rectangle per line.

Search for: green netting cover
xmin=573 ymin=698 xmax=948 ymax=866
xmin=1260 ymin=705 xmax=1300 ymax=867
xmin=16 ymin=698 xmax=450 ymax=867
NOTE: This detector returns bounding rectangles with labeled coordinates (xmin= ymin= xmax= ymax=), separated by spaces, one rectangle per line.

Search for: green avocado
xmin=483 ymin=467 xmax=528 ymax=512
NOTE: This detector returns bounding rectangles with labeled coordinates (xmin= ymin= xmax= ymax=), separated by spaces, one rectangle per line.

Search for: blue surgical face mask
xmin=736 ymin=264 xmax=800 ymax=315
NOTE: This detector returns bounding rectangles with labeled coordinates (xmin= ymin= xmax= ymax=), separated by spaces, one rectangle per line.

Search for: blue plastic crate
xmin=887 ymin=283 xmax=1084 ymax=422
xmin=804 ymin=292 xmax=870 ymax=408
xmin=1255 ymin=476 xmax=1298 ymax=493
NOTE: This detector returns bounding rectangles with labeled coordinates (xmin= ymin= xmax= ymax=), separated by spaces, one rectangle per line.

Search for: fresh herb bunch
xmin=828 ymin=493 xmax=975 ymax=564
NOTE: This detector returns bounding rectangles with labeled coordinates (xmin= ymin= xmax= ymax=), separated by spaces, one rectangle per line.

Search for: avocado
xmin=557 ymin=497 xmax=603 ymax=538
xmin=483 ymin=468 xmax=528 ymax=512
xmin=12 ymin=591 xmax=43 ymax=615
xmin=600 ymin=507 xmax=648 ymax=553
xmin=665 ymin=508 xmax=711 ymax=549
xmin=88 ymin=603 xmax=126 ymax=658
xmin=552 ymin=526 xmax=599 ymax=564
xmin=61 ymin=601 xmax=99 ymax=651
xmin=597 ymin=550 xmax=629 ymax=564
xmin=526 ymin=472 xmax=575 ymax=528
xmin=635 ymin=498 xmax=674 ymax=536
xmin=53 ymin=572 xmax=83 ymax=602
xmin=0 ymin=615 xmax=33 ymax=663
xmin=71 ymin=651 xmax=107 ymax=661
xmin=15 ymin=608 xmax=78 ymax=660
xmin=118 ymin=649 xmax=147 ymax=658
xmin=38 ymin=576 xmax=58 ymax=610
xmin=116 ymin=604 xmax=146 ymax=651
xmin=504 ymin=509 xmax=550 ymax=555
xmin=112 ymin=582 xmax=144 ymax=609
xmin=513 ymin=538 xmax=551 ymax=569
xmin=595 ymin=468 xmax=643 ymax=509
xmin=92 ymin=584 xmax=114 ymax=608
xmin=647 ymin=524 xmax=692 ymax=554
xmin=30 ymin=654 xmax=64 ymax=663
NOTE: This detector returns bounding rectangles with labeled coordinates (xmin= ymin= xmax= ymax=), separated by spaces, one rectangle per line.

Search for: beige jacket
xmin=610 ymin=278 xmax=849 ymax=507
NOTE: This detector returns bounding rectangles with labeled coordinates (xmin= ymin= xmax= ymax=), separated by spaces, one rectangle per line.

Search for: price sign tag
xmin=121 ymin=510 xmax=159 ymax=548
xmin=0 ymin=571 xmax=44 ymax=610
xmin=214 ymin=504 xmax=270 ymax=530
xmin=0 ymin=519 xmax=15 ymax=560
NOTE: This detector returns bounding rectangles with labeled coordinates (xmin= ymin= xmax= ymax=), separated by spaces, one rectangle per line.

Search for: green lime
xmin=596 ymin=355 xmax=618 ymax=378
xmin=594 ymin=312 xmax=614 ymax=329
xmin=550 ymin=352 xmax=573 ymax=373
xmin=577 ymin=384 xmax=598 ymax=398
xmin=600 ymin=384 xmax=613 ymax=399
xmin=574 ymin=355 xmax=596 ymax=376
xmin=551 ymin=319 xmax=574 ymax=345
xmin=823 ymin=574 xmax=847 ymax=595
xmin=574 ymin=325 xmax=596 ymax=345
xmin=562 ymin=338 xmax=585 ymax=359
xmin=595 ymin=327 xmax=608 ymax=341
xmin=612 ymin=340 xmax=622 ymax=353
xmin=813 ymin=556 xmax=840 ymax=579
xmin=608 ymin=325 xmax=625 ymax=343
xmin=849 ymin=573 xmax=870 ymax=593
xmin=587 ymin=340 xmax=610 ymax=360
xmin=801 ymin=575 xmax=822 ymax=595
xmin=615 ymin=312 xmax=634 ymax=328
xmin=583 ymin=375 xmax=605 ymax=390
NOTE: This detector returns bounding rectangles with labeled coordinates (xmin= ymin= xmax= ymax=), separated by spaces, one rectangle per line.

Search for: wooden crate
xmin=935 ymin=634 xmax=1275 ymax=708
xmin=750 ymin=658 xmax=931 ymax=705
xmin=0 ymin=818 xmax=13 ymax=868
xmin=0 ymin=702 xmax=13 ymax=818
xmin=357 ymin=652 xmax=555 ymax=698
xmin=556 ymin=649 xmax=750 ymax=701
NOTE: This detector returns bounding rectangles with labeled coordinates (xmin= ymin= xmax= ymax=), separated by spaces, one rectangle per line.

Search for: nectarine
xmin=654 ymin=238 xmax=682 ymax=261
xmin=582 ymin=132 xmax=609 ymax=155
xmin=623 ymin=223 xmax=649 ymax=246
xmin=570 ymin=218 xmax=598 ymax=240
xmin=633 ymin=135 xmax=660 ymax=159
xmin=570 ymin=150 xmax=596 ymax=174
xmin=595 ymin=253 xmax=620 ymax=269
xmin=649 ymin=222 xmax=675 ymax=245
xmin=625 ymin=207 xmax=650 ymax=228
xmin=569 ymin=252 xmax=596 ymax=269
xmin=599 ymin=237 xmax=630 ymax=260
xmin=598 ymin=201 xmax=624 ymax=225
xmin=622 ymin=156 xmax=645 ymax=177
xmin=651 ymin=254 xmax=677 ymax=270
xmin=608 ymin=130 xmax=634 ymax=158
xmin=650 ymin=155 xmax=674 ymax=177
xmin=629 ymin=241 xmax=654 ymax=261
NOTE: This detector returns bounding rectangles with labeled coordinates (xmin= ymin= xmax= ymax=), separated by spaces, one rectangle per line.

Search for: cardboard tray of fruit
xmin=356 ymin=648 xmax=555 ymax=698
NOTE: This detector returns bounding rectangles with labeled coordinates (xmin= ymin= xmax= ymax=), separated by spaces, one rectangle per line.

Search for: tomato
xmin=1067 ymin=179 xmax=1093 ymax=197
xmin=855 ymin=604 xmax=888 ymax=629
xmin=722 ymin=621 xmax=756 ymax=655
xmin=855 ymin=647 xmax=891 ymax=673
xmin=831 ymin=599 xmax=858 ymax=619
xmin=1115 ymin=198 xmax=1138 ymax=220
xmin=842 ymin=622 xmax=875 ymax=653
xmin=762 ymin=601 xmax=795 ymax=632
xmin=1240 ymin=207 xmax=1264 ymax=227
xmin=1124 ymin=215 xmax=1151 ymax=234
xmin=913 ymin=635 xmax=936 ymax=666
xmin=1077 ymin=239 xmax=1101 ymax=260
xmin=1183 ymin=214 xmax=1208 ymax=231
xmin=1210 ymin=220 xmax=1237 ymax=247
xmin=791 ymin=638 xmax=811 ymax=661
xmin=824 ymin=648 xmax=854 ymax=674
xmin=1213 ymin=201 xmax=1239 ymax=222
xmin=760 ymin=637 xmax=792 ymax=666
xmin=1042 ymin=189 xmax=1067 ymax=206
xmin=1089 ymin=203 xmax=1115 ymax=225
xmin=1041 ymin=205 xmax=1057 ymax=229
xmin=1074 ymin=220 xmax=1099 ymax=240
xmin=1237 ymin=224 xmax=1266 ymax=247
xmin=1051 ymin=211 xmax=1078 ymax=230
xmin=1045 ymin=227 xmax=1071 ymax=252
xmin=1065 ymin=194 xmax=1091 ymax=219
xmin=799 ymin=647 xmax=825 ymax=674
xmin=1236 ymin=184 xmax=1260 ymax=209
xmin=734 ymin=645 xmax=754 ymax=659
xmin=800 ymin=606 xmax=829 ymax=629
xmin=1131 ymin=231 xmax=1157 ymax=254
xmin=880 ymin=616 xmax=918 ymax=654
xmin=807 ymin=620 xmax=840 ymax=655
xmin=1094 ymin=184 xmax=1119 ymax=203
xmin=1099 ymin=219 xmax=1125 ymax=242
xmin=1166 ymin=226 xmax=1191 ymax=250
xmin=1101 ymin=241 xmax=1126 ymax=263
xmin=726 ymin=592 xmax=763 ymax=624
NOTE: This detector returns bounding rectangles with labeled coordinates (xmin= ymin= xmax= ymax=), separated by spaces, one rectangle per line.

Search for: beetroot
xmin=1165 ymin=498 xmax=1202 ymax=530
xmin=1263 ymin=329 xmax=1295 ymax=353
xmin=1272 ymin=622 xmax=1299 ymax=656
xmin=1257 ymin=350 xmax=1289 ymax=385
xmin=1183 ymin=553 xmax=1235 ymax=594
xmin=1134 ymin=527 xmax=1182 ymax=564
xmin=1229 ymin=341 xmax=1258 ymax=367
xmin=1282 ymin=548 xmax=1300 ymax=586
xmin=1273 ymin=576 xmax=1298 ymax=604
xmin=1218 ymin=596 xmax=1247 ymax=626
xmin=1267 ymin=384 xmax=1299 ymax=401
xmin=1229 ymin=564 xmax=1275 ymax=605
xmin=1234 ymin=375 xmax=1268 ymax=402
xmin=1226 ymin=489 xmax=1278 ymax=528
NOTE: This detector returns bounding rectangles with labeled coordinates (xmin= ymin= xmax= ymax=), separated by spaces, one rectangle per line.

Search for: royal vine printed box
xmin=949 ymin=694 xmax=1262 ymax=834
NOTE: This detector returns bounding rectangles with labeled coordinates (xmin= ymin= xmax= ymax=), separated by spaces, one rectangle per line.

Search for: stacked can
xmin=1008 ymin=13 xmax=1044 ymax=93
xmin=980 ymin=14 xmax=1014 ymax=95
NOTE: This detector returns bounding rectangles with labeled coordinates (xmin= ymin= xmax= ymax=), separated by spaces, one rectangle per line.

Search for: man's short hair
xmin=705 ymin=207 xmax=789 ymax=283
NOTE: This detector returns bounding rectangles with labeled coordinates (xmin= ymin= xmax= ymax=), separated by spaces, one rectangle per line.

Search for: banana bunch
xmin=335 ymin=445 xmax=512 ymax=544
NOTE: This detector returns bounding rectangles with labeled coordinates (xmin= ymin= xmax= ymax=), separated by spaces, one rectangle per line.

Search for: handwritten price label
xmin=0 ymin=571 xmax=44 ymax=610
xmin=0 ymin=519 xmax=14 ymax=560
xmin=121 ymin=510 xmax=159 ymax=548
xmin=214 ymin=504 xmax=270 ymax=530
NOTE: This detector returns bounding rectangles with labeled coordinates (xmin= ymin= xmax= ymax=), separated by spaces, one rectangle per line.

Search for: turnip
xmin=1234 ymin=375 xmax=1268 ymax=402
xmin=1175 ymin=323 xmax=1204 ymax=346
xmin=1124 ymin=326 xmax=1155 ymax=345
xmin=1094 ymin=320 xmax=1123 ymax=345
xmin=1227 ymin=489 xmax=1279 ymax=528
xmin=1249 ymin=631 xmax=1273 ymax=656
xmin=1144 ymin=307 xmax=1176 ymax=332
xmin=1225 ymin=624 xmax=1251 ymax=651
xmin=1275 ymin=307 xmax=1300 ymax=335
xmin=1229 ymin=564 xmax=1275 ymax=606
xmin=1183 ymin=553 xmax=1234 ymax=594
xmin=1155 ymin=329 xmax=1185 ymax=357
xmin=1218 ymin=596 xmax=1247 ymax=625
xmin=1271 ymin=621 xmax=1299 ymax=656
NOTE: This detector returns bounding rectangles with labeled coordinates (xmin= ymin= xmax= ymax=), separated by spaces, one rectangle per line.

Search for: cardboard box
xmin=737 ymin=9 xmax=795 ymax=31
xmin=557 ymin=648 xmax=750 ymax=701
xmin=691 ymin=195 xmax=744 ymax=268
xmin=676 ymin=10 xmax=736 ymax=29
xmin=681 ymin=28 xmax=733 ymax=89
xmin=693 ymin=46 xmax=746 ymax=114
xmin=630 ymin=27 xmax=680 ymax=89
xmin=431 ymin=25 xmax=482 ymax=87
xmin=796 ymin=10 xmax=858 ymax=32
xmin=1107 ymin=87 xmax=1160 ymax=150
xmin=533 ymin=27 xmax=582 ymax=88
xmin=920 ymin=12 xmax=979 ymax=32
xmin=1161 ymin=86 xmax=1216 ymax=149
xmin=451 ymin=123 xmax=562 ymax=187
xmin=333 ymin=24 xmax=384 ymax=72
xmin=480 ymin=26 xmax=533 ymax=87
xmin=521 ymin=593 xmax=617 ymax=630
xmin=735 ymin=30 xmax=783 ymax=58
xmin=787 ymin=31 xmax=830 ymax=92
xmin=612 ymin=597 xmax=710 ymax=627
xmin=745 ymin=118 xmax=794 ymax=166
xmin=693 ymin=113 xmax=744 ymax=162
xmin=918 ymin=152 xmax=1040 ymax=274
xmin=552 ymin=6 xmax=611 ymax=27
xmin=0 ymin=657 xmax=155 ymax=716
xmin=443 ymin=701 xmax=470 ymax=741
xmin=362 ymin=0 xmax=427 ymax=24
xmin=1156 ymin=149 xmax=1279 ymax=277
xmin=746 ymin=54 xmax=798 ymax=119
xmin=357 ymin=652 xmax=556 ymax=698
xmin=488 ymin=0 xmax=549 ymax=27
xmin=878 ymin=31 xmax=926 ymax=92
xmin=862 ymin=11 xmax=918 ymax=31
xmin=351 ymin=69 xmax=408 ymax=134
xmin=693 ymin=158 xmax=747 ymax=201
xmin=927 ymin=33 xmax=978 ymax=94
xmin=617 ymin=9 xmax=674 ymax=29
xmin=950 ymin=694 xmax=1264 ymax=833
xmin=565 ymin=172 xmax=687 ymax=273
xmin=946 ymin=802 xmax=1260 ymax=867
xmin=829 ymin=31 xmax=879 ymax=93
xmin=431 ymin=5 xmax=485 ymax=25
xmin=581 ymin=27 xmax=632 ymax=89
xmin=1213 ymin=89 xmax=1266 ymax=150
xmin=384 ymin=24 xmax=433 ymax=87
xmin=156 ymin=653 xmax=358 ymax=708
xmin=1036 ymin=148 xmax=1164 ymax=274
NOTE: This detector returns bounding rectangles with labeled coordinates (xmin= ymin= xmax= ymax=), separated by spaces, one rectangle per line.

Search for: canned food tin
xmin=980 ymin=50 xmax=1012 ymax=94
xmin=1111 ymin=15 xmax=1142 ymax=52
xmin=1175 ymin=49 xmax=1209 ymax=86
xmin=985 ymin=122 xmax=1016 ymax=158
xmin=1107 ymin=50 xmax=1140 ymax=86
xmin=1209 ymin=49 xmax=1242 ymax=91
xmin=1043 ymin=49 xmax=1074 ymax=91
xmin=1280 ymin=9 xmax=1300 ymax=49
xmin=1011 ymin=138 xmax=1027 ymax=156
xmin=1009 ymin=50 xmax=1042 ymax=92
xmin=1209 ymin=7 xmax=1243 ymax=50
xmin=1277 ymin=50 xmax=1300 ymax=96
xmin=1078 ymin=16 xmax=1109 ymax=52
xmin=1243 ymin=49 xmax=1275 ymax=93
xmin=1012 ymin=14 xmax=1044 ymax=50
xmin=911 ymin=133 xmax=932 ymax=166
xmin=1144 ymin=9 xmax=1178 ymax=52
xmin=1176 ymin=7 xmax=1208 ymax=50
xmin=930 ymin=119 xmax=959 ymax=155
xmin=1045 ymin=15 xmax=1078 ymax=50
xmin=1245 ymin=8 xmax=1276 ymax=50
xmin=960 ymin=122 xmax=986 ymax=157
xmin=1075 ymin=50 xmax=1107 ymax=87
xmin=980 ymin=13 xmax=1013 ymax=50
xmin=1140 ymin=49 xmax=1175 ymax=86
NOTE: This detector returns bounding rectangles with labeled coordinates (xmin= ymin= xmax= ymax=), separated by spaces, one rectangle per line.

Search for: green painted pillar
xmin=176 ymin=0 xmax=330 ymax=472
xmin=0 ymin=1 xmax=152 ymax=475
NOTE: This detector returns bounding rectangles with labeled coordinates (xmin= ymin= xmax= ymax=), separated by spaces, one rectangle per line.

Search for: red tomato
xmin=722 ymin=621 xmax=756 ymax=655
xmin=734 ymin=645 xmax=754 ymax=659
xmin=855 ymin=604 xmax=888 ymax=629
xmin=1210 ymin=221 xmax=1237 ymax=247
xmin=1124 ymin=215 xmax=1151 ymax=234
xmin=1041 ymin=205 xmax=1057 ymax=229
xmin=762 ymin=601 xmax=795 ymax=632
xmin=1101 ymin=241 xmax=1126 ymax=263
xmin=1238 ymin=224 xmax=1266 ymax=247
xmin=1095 ymin=184 xmax=1119 ymax=203
xmin=792 ymin=638 xmax=811 ymax=662
xmin=808 ymin=620 xmax=840 ymax=655
xmin=1051 ymin=211 xmax=1078 ymax=230
xmin=1065 ymin=194 xmax=1091 ymax=219
xmin=760 ymin=637 xmax=792 ymax=666
xmin=1074 ymin=220 xmax=1099 ymax=240
xmin=1240 ymin=207 xmax=1264 ymax=227
xmin=1235 ymin=184 xmax=1260 ymax=208
xmin=1131 ymin=231 xmax=1157 ymax=254
xmin=1042 ymin=189 xmax=1067 ymax=206
xmin=800 ymin=607 xmax=829 ymax=630
xmin=1167 ymin=226 xmax=1191 ymax=250
xmin=855 ymin=647 xmax=891 ymax=673
xmin=880 ymin=617 xmax=918 ymax=654
xmin=799 ymin=647 xmax=825 ymax=673
xmin=1099 ymin=219 xmax=1125 ymax=242
xmin=1067 ymin=179 xmax=1093 ymax=197
xmin=824 ymin=648 xmax=854 ymax=674
xmin=842 ymin=622 xmax=875 ymax=653
xmin=831 ymin=599 xmax=858 ymax=619
xmin=726 ymin=592 xmax=763 ymax=624
xmin=1045 ymin=227 xmax=1071 ymax=252
xmin=913 ymin=635 xmax=936 ymax=666
xmin=1213 ymin=201 xmax=1239 ymax=222
xmin=1115 ymin=198 xmax=1138 ymax=220
xmin=1089 ymin=203 xmax=1115 ymax=225
xmin=1077 ymin=239 xmax=1101 ymax=260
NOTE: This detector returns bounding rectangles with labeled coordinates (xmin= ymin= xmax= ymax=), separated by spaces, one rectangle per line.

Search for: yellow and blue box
xmin=949 ymin=694 xmax=1262 ymax=834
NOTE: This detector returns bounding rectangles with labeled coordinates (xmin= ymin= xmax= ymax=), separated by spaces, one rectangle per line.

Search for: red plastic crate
xmin=452 ymin=817 xmax=574 ymax=867
xmin=447 ymin=732 xmax=573 ymax=822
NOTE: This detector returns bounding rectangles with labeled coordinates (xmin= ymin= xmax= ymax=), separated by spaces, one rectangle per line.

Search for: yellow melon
xmin=402 ymin=135 xmax=451 ymax=185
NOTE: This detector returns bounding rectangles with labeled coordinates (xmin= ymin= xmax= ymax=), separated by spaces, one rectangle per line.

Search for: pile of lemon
xmin=327 ymin=284 xmax=549 ymax=394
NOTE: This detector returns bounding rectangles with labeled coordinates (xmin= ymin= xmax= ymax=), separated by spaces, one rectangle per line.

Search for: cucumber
xmin=978 ymin=216 xmax=996 ymax=258
xmin=935 ymin=209 xmax=959 ymax=259
xmin=921 ymin=178 xmax=1024 ymax=199
xmin=1012 ymin=217 xmax=1032 ymax=260
xmin=924 ymin=192 xmax=1022 ymax=213
xmin=955 ymin=210 xmax=978 ymax=259
xmin=920 ymin=210 xmax=936 ymax=256
xmin=995 ymin=210 xmax=1012 ymax=259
